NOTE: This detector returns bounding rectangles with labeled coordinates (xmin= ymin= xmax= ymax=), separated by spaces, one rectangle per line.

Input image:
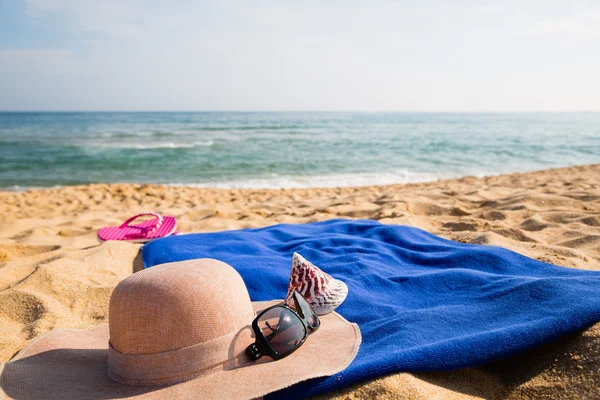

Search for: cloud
xmin=474 ymin=4 xmax=504 ymax=15
xmin=2 ymin=1 xmax=599 ymax=111
xmin=0 ymin=49 xmax=78 ymax=109
xmin=24 ymin=0 xmax=218 ymax=43
xmin=530 ymin=6 xmax=600 ymax=39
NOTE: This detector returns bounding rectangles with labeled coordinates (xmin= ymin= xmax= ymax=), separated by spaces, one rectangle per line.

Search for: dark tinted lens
xmin=257 ymin=307 xmax=306 ymax=355
xmin=294 ymin=292 xmax=320 ymax=330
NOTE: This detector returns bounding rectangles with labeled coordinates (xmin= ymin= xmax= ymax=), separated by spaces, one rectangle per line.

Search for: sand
xmin=1 ymin=163 xmax=599 ymax=399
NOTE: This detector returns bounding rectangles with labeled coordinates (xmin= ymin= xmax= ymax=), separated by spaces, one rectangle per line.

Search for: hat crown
xmin=109 ymin=259 xmax=254 ymax=355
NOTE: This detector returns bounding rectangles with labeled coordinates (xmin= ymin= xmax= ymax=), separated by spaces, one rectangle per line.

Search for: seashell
xmin=285 ymin=252 xmax=348 ymax=315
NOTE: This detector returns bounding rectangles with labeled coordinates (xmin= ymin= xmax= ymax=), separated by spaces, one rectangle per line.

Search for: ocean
xmin=1 ymin=112 xmax=599 ymax=190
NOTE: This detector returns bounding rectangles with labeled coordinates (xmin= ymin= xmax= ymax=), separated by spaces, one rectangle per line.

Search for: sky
xmin=0 ymin=0 xmax=599 ymax=111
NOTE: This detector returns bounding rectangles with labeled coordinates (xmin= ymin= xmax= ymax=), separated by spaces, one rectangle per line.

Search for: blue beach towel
xmin=142 ymin=219 xmax=600 ymax=399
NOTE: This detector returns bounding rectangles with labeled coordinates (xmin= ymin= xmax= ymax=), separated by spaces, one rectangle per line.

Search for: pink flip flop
xmin=97 ymin=213 xmax=177 ymax=243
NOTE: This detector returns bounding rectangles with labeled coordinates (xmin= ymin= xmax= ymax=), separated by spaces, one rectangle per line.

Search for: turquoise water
xmin=1 ymin=112 xmax=599 ymax=190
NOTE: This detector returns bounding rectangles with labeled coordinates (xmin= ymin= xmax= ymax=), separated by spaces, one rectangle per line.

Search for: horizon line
xmin=1 ymin=110 xmax=600 ymax=113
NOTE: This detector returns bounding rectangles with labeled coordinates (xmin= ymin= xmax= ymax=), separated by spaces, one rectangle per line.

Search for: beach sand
xmin=1 ymin=163 xmax=599 ymax=399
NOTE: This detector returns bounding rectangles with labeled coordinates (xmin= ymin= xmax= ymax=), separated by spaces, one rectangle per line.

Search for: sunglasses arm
xmin=246 ymin=343 xmax=264 ymax=360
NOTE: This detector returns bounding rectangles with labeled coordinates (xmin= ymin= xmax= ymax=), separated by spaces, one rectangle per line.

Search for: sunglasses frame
xmin=246 ymin=290 xmax=319 ymax=361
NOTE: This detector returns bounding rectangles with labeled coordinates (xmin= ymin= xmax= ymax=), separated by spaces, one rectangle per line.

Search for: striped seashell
xmin=285 ymin=252 xmax=348 ymax=315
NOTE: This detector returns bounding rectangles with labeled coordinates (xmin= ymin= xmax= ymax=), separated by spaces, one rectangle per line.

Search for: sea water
xmin=1 ymin=112 xmax=599 ymax=190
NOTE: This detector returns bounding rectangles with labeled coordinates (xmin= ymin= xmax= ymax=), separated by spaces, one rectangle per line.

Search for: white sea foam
xmin=130 ymin=140 xmax=215 ymax=149
xmin=1 ymin=184 xmax=65 ymax=192
xmin=87 ymin=140 xmax=215 ymax=149
xmin=0 ymin=170 xmax=513 ymax=191
xmin=174 ymin=170 xmax=456 ymax=189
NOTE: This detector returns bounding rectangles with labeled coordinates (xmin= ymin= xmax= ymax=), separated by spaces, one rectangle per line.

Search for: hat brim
xmin=0 ymin=301 xmax=361 ymax=400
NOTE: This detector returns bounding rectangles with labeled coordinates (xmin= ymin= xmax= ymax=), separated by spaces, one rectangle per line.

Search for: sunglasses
xmin=246 ymin=290 xmax=320 ymax=361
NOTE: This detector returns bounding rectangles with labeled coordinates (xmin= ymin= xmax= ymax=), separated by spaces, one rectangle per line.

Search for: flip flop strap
xmin=119 ymin=213 xmax=164 ymax=234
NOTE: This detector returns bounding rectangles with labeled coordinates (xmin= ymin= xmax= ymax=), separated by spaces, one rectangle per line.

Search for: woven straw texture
xmin=0 ymin=259 xmax=361 ymax=400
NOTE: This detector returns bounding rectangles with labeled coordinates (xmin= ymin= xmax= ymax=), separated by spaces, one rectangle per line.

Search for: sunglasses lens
xmin=295 ymin=292 xmax=321 ymax=330
xmin=257 ymin=307 xmax=306 ymax=355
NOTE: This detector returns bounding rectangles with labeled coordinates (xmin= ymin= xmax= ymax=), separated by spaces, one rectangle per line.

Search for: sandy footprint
xmin=478 ymin=210 xmax=508 ymax=221
xmin=580 ymin=216 xmax=600 ymax=227
xmin=557 ymin=235 xmax=600 ymax=251
xmin=0 ymin=244 xmax=60 ymax=262
xmin=519 ymin=215 xmax=550 ymax=232
xmin=57 ymin=227 xmax=94 ymax=237
xmin=0 ymin=291 xmax=46 ymax=327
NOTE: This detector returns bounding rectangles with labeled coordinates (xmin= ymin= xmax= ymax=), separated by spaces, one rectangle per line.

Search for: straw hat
xmin=0 ymin=259 xmax=361 ymax=399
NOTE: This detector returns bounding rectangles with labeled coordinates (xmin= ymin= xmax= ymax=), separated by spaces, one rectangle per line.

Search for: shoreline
xmin=1 ymin=162 xmax=596 ymax=194
xmin=1 ymin=163 xmax=600 ymax=399
xmin=2 ymin=163 xmax=598 ymax=193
